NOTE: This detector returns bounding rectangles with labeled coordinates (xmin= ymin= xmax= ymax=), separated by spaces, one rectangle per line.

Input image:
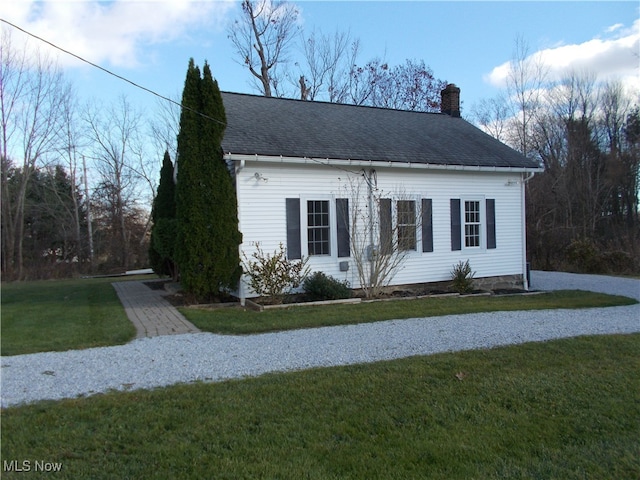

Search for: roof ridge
xmin=220 ymin=90 xmax=445 ymax=116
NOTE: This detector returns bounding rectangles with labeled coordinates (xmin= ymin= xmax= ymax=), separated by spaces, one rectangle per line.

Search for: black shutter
xmin=379 ymin=198 xmax=392 ymax=255
xmin=336 ymin=198 xmax=350 ymax=257
xmin=450 ymin=199 xmax=461 ymax=251
xmin=285 ymin=198 xmax=301 ymax=259
xmin=422 ymin=199 xmax=433 ymax=252
xmin=486 ymin=199 xmax=496 ymax=249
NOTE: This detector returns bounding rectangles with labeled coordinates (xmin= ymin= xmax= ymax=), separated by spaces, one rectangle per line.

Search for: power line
xmin=0 ymin=18 xmax=227 ymax=127
xmin=2 ymin=18 xmax=374 ymax=180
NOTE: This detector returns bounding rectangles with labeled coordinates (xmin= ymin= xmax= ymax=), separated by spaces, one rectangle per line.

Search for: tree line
xmin=1 ymin=31 xmax=156 ymax=280
xmin=471 ymin=40 xmax=639 ymax=273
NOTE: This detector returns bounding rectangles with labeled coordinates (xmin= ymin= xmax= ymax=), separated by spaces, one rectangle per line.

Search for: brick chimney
xmin=440 ymin=83 xmax=461 ymax=117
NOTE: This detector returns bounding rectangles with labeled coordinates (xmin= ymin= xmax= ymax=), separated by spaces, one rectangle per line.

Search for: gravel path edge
xmin=1 ymin=271 xmax=638 ymax=408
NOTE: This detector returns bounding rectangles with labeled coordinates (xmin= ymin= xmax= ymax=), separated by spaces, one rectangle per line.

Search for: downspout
xmin=521 ymin=171 xmax=535 ymax=290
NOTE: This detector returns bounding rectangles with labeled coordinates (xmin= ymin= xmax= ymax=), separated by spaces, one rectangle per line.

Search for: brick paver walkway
xmin=112 ymin=281 xmax=201 ymax=338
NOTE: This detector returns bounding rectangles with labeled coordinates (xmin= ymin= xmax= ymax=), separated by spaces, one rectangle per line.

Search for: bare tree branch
xmin=228 ymin=0 xmax=300 ymax=97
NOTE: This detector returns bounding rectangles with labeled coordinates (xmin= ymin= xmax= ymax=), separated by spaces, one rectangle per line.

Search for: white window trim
xmin=300 ymin=195 xmax=336 ymax=257
xmin=383 ymin=194 xmax=422 ymax=255
xmin=395 ymin=197 xmax=419 ymax=253
xmin=461 ymin=196 xmax=486 ymax=251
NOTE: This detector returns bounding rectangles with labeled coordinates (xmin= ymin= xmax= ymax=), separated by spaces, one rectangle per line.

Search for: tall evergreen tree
xmin=149 ymin=150 xmax=177 ymax=278
xmin=175 ymin=59 xmax=242 ymax=299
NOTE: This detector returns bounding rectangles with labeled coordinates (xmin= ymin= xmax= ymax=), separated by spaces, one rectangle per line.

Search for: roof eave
xmin=224 ymin=153 xmax=544 ymax=174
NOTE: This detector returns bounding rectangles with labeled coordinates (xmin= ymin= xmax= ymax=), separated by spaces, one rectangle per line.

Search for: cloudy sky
xmin=1 ymin=1 xmax=638 ymax=114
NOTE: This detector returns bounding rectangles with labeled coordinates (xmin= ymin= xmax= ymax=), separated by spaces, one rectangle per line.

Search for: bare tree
xmin=346 ymin=57 xmax=384 ymax=106
xmin=526 ymin=71 xmax=640 ymax=271
xmin=228 ymin=0 xmax=300 ymax=97
xmin=475 ymin=36 xmax=639 ymax=273
xmin=505 ymin=36 xmax=548 ymax=157
xmin=149 ymin=93 xmax=180 ymax=166
xmin=340 ymin=171 xmax=422 ymax=298
xmin=0 ymin=30 xmax=72 ymax=279
xmin=56 ymin=88 xmax=87 ymax=270
xmin=295 ymin=28 xmax=354 ymax=102
xmin=83 ymin=95 xmax=149 ymax=270
xmin=470 ymin=95 xmax=510 ymax=142
xmin=599 ymin=81 xmax=639 ymax=235
xmin=370 ymin=59 xmax=446 ymax=112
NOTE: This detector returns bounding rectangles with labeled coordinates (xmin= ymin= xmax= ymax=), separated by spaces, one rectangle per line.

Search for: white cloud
xmin=486 ymin=19 xmax=640 ymax=93
xmin=1 ymin=0 xmax=236 ymax=69
xmin=605 ymin=23 xmax=624 ymax=34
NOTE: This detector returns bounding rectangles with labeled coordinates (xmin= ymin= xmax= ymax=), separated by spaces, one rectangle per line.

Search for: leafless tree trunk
xmin=57 ymin=90 xmax=85 ymax=270
xmin=82 ymin=154 xmax=94 ymax=267
xmin=228 ymin=0 xmax=299 ymax=97
xmin=296 ymin=28 xmax=354 ymax=102
xmin=83 ymin=95 xmax=146 ymax=271
xmin=506 ymin=36 xmax=548 ymax=157
xmin=340 ymin=172 xmax=422 ymax=298
xmin=0 ymin=30 xmax=71 ymax=279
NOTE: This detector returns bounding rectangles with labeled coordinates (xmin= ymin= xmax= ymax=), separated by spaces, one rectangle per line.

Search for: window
xmin=307 ymin=200 xmax=330 ymax=255
xmin=286 ymin=198 xmax=350 ymax=258
xmin=452 ymin=198 xmax=496 ymax=251
xmin=397 ymin=200 xmax=416 ymax=251
xmin=464 ymin=200 xmax=481 ymax=247
xmin=380 ymin=198 xmax=428 ymax=253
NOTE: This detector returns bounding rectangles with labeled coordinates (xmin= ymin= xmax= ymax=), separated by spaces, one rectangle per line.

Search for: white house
xmin=221 ymin=85 xmax=543 ymax=299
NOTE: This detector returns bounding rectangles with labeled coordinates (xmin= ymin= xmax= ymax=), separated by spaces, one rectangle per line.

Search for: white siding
xmin=235 ymin=160 xmax=526 ymax=297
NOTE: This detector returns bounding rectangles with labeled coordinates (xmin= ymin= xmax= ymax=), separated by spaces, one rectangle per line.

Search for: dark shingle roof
xmin=221 ymin=92 xmax=540 ymax=170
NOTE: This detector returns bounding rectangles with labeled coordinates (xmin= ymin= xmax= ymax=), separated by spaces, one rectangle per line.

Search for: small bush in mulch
xmin=450 ymin=260 xmax=476 ymax=294
xmin=303 ymin=272 xmax=352 ymax=302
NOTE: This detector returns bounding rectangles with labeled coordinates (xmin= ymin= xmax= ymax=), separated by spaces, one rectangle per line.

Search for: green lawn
xmin=1 ymin=277 xmax=138 ymax=356
xmin=182 ymin=290 xmax=637 ymax=335
xmin=2 ymin=277 xmax=636 ymax=356
xmin=2 ymin=334 xmax=638 ymax=479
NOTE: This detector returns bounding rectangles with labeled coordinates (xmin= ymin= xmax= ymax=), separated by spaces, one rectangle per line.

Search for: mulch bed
xmin=142 ymin=280 xmax=533 ymax=308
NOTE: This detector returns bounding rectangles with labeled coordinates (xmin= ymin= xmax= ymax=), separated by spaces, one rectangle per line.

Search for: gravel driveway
xmin=1 ymin=271 xmax=638 ymax=408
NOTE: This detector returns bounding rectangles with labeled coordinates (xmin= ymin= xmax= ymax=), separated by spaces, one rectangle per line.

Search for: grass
xmin=1 ymin=277 xmax=138 ymax=356
xmin=2 ymin=276 xmax=635 ymax=356
xmin=2 ymin=334 xmax=639 ymax=479
xmin=181 ymin=290 xmax=637 ymax=335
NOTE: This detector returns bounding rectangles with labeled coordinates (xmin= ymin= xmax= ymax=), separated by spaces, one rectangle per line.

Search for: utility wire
xmin=2 ymin=19 xmax=364 ymax=179
xmin=0 ymin=18 xmax=227 ymax=127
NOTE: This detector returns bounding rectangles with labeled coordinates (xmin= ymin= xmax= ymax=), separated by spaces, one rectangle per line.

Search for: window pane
xmin=307 ymin=200 xmax=330 ymax=255
xmin=397 ymin=200 xmax=416 ymax=251
xmin=464 ymin=201 xmax=481 ymax=248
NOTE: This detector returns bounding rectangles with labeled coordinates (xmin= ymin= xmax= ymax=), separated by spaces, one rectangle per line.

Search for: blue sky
xmin=2 ymin=1 xmax=639 ymax=116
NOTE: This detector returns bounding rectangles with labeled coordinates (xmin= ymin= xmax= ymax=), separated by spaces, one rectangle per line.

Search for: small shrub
xmin=303 ymin=272 xmax=352 ymax=301
xmin=601 ymin=250 xmax=636 ymax=274
xmin=565 ymin=238 xmax=603 ymax=273
xmin=450 ymin=260 xmax=475 ymax=294
xmin=242 ymin=243 xmax=310 ymax=304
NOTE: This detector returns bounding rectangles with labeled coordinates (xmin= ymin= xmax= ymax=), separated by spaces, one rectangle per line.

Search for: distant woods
xmin=1 ymin=31 xmax=156 ymax=280
xmin=470 ymin=40 xmax=639 ymax=274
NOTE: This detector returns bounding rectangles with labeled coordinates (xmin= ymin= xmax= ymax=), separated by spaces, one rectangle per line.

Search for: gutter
xmin=226 ymin=153 xmax=544 ymax=174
